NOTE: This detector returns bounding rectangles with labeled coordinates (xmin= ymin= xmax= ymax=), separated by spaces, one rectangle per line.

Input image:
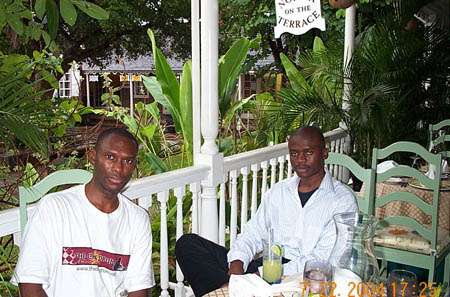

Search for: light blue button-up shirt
xmin=227 ymin=168 xmax=358 ymax=275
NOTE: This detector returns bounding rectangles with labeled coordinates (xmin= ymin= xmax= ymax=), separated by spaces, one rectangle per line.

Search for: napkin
xmin=376 ymin=160 xmax=398 ymax=173
xmin=228 ymin=273 xmax=304 ymax=297
xmin=229 ymin=274 xmax=272 ymax=297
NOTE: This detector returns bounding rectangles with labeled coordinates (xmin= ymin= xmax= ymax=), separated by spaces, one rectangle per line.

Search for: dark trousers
xmin=175 ymin=234 xmax=262 ymax=297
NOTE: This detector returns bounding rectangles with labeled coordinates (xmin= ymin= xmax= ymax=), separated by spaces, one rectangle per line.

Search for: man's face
xmin=89 ymin=134 xmax=137 ymax=197
xmin=288 ymin=134 xmax=328 ymax=179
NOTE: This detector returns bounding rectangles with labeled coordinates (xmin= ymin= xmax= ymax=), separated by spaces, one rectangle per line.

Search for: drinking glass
xmin=263 ymin=229 xmax=282 ymax=284
xmin=303 ymin=259 xmax=332 ymax=296
xmin=387 ymin=269 xmax=418 ymax=297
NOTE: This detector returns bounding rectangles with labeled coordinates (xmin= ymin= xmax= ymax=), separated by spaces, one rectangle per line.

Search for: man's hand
xmin=128 ymin=289 xmax=149 ymax=297
xmin=19 ymin=283 xmax=48 ymax=297
xmin=228 ymin=260 xmax=245 ymax=276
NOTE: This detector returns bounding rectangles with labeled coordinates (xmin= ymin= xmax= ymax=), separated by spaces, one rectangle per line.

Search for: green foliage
xmin=143 ymin=30 xmax=266 ymax=158
xmin=219 ymin=0 xmax=394 ymax=72
xmin=143 ymin=29 xmax=193 ymax=162
xmin=218 ymin=35 xmax=260 ymax=116
xmin=3 ymin=0 xmax=107 ymax=40
xmin=275 ymin=0 xmax=450 ymax=167
xmin=0 ymin=50 xmax=64 ymax=155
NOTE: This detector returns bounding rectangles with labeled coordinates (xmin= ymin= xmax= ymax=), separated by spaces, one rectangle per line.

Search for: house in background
xmin=57 ymin=54 xmax=278 ymax=120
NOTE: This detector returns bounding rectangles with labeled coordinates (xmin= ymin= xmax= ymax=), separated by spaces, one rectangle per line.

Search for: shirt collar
xmin=288 ymin=167 xmax=336 ymax=194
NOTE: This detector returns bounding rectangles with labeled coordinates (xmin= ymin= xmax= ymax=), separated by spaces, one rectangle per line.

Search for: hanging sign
xmin=132 ymin=75 xmax=141 ymax=82
xmin=89 ymin=75 xmax=98 ymax=82
xmin=120 ymin=75 xmax=129 ymax=82
xmin=274 ymin=0 xmax=326 ymax=38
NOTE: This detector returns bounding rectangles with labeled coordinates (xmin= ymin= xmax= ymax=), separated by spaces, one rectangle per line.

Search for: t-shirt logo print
xmin=62 ymin=247 xmax=130 ymax=271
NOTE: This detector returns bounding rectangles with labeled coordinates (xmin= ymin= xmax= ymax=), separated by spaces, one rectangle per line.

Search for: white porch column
xmin=196 ymin=0 xmax=222 ymax=243
xmin=85 ymin=73 xmax=90 ymax=107
xmin=192 ymin=0 xmax=201 ymax=162
xmin=129 ymin=74 xmax=134 ymax=117
xmin=342 ymin=4 xmax=356 ymax=111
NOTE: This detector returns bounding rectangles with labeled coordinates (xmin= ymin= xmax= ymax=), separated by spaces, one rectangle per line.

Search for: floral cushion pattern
xmin=375 ymin=225 xmax=450 ymax=255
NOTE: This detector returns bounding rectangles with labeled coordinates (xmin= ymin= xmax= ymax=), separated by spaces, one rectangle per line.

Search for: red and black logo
xmin=62 ymin=247 xmax=130 ymax=271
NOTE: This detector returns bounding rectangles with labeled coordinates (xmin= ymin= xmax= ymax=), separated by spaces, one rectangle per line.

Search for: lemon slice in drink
xmin=271 ymin=244 xmax=282 ymax=256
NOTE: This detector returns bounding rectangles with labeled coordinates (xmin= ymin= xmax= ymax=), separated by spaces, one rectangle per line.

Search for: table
xmin=204 ymin=284 xmax=389 ymax=297
xmin=360 ymin=182 xmax=450 ymax=231
xmin=202 ymin=286 xmax=288 ymax=297
xmin=203 ymin=287 xmax=229 ymax=297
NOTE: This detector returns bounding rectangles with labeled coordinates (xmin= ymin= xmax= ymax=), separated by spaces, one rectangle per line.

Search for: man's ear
xmin=323 ymin=147 xmax=329 ymax=159
xmin=89 ymin=148 xmax=96 ymax=165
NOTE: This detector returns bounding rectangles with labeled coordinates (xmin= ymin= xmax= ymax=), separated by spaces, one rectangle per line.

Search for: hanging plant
xmin=329 ymin=0 xmax=355 ymax=9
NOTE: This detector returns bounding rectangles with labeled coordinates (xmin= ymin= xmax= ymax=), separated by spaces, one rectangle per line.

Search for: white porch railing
xmin=0 ymin=127 xmax=349 ymax=297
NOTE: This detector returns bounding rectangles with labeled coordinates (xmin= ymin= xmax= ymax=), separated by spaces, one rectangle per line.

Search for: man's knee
xmin=175 ymin=233 xmax=199 ymax=259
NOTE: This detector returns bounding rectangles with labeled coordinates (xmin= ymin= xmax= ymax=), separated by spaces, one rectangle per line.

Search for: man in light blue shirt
xmin=176 ymin=126 xmax=357 ymax=296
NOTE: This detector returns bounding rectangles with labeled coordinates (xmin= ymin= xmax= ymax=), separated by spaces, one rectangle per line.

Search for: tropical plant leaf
xmin=140 ymin=124 xmax=158 ymax=144
xmin=145 ymin=152 xmax=168 ymax=174
xmin=0 ymin=113 xmax=48 ymax=155
xmin=179 ymin=61 xmax=193 ymax=154
xmin=46 ymin=0 xmax=59 ymax=39
xmin=30 ymin=22 xmax=42 ymax=40
xmin=222 ymin=95 xmax=254 ymax=133
xmin=218 ymin=35 xmax=260 ymax=116
xmin=280 ymin=53 xmax=312 ymax=94
xmin=35 ymin=0 xmax=47 ymax=20
xmin=5 ymin=12 xmax=23 ymax=35
xmin=147 ymin=29 xmax=180 ymax=111
xmin=41 ymin=31 xmax=51 ymax=46
xmin=73 ymin=1 xmax=109 ymax=20
xmin=60 ymin=0 xmax=77 ymax=26
xmin=141 ymin=76 xmax=182 ymax=133
xmin=145 ymin=102 xmax=160 ymax=121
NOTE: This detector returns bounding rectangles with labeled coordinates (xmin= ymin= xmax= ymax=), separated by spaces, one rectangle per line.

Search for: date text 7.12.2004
xmin=299 ymin=281 xmax=438 ymax=297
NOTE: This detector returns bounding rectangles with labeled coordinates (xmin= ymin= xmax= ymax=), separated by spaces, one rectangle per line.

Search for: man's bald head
xmin=289 ymin=126 xmax=325 ymax=148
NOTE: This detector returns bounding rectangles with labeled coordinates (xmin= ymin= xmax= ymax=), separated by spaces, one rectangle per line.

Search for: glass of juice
xmin=303 ymin=259 xmax=332 ymax=296
xmin=263 ymin=228 xmax=282 ymax=284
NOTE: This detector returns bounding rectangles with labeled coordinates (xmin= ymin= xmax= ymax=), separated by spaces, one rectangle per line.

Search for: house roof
xmin=81 ymin=53 xmax=275 ymax=74
xmin=81 ymin=55 xmax=185 ymax=74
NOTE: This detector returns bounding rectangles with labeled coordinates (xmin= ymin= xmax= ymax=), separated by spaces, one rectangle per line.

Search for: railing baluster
xmin=190 ymin=183 xmax=200 ymax=234
xmin=286 ymin=153 xmax=292 ymax=178
xmin=250 ymin=163 xmax=260 ymax=218
xmin=336 ymin=138 xmax=343 ymax=180
xmin=331 ymin=139 xmax=338 ymax=178
xmin=158 ymin=191 xmax=170 ymax=297
xmin=174 ymin=187 xmax=186 ymax=297
xmin=278 ymin=155 xmax=286 ymax=182
xmin=240 ymin=166 xmax=249 ymax=230
xmin=219 ymin=174 xmax=227 ymax=246
xmin=270 ymin=157 xmax=277 ymax=189
xmin=261 ymin=160 xmax=268 ymax=195
xmin=230 ymin=170 xmax=238 ymax=246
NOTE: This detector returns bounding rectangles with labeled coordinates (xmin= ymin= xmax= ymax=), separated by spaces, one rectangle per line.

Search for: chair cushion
xmin=374 ymin=225 xmax=450 ymax=255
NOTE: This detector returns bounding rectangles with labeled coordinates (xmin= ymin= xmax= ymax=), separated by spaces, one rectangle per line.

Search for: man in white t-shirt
xmin=13 ymin=128 xmax=154 ymax=297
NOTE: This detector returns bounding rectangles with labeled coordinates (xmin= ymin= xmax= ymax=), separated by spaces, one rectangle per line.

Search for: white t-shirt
xmin=13 ymin=185 xmax=154 ymax=297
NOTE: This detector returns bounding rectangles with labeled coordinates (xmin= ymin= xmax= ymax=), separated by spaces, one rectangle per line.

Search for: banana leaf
xmin=218 ymin=35 xmax=260 ymax=116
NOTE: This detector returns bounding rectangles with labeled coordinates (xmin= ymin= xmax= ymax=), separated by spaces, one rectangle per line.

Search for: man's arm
xmin=227 ymin=193 xmax=271 ymax=271
xmin=19 ymin=283 xmax=48 ymax=297
xmin=128 ymin=289 xmax=149 ymax=297
xmin=228 ymin=260 xmax=245 ymax=275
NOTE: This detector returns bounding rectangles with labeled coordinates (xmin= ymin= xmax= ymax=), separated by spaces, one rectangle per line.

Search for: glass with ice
xmin=303 ymin=259 xmax=332 ymax=296
xmin=263 ymin=228 xmax=282 ymax=284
